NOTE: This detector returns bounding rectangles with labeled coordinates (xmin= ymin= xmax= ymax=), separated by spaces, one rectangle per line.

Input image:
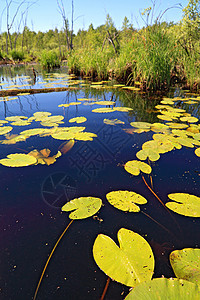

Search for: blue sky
xmin=0 ymin=0 xmax=188 ymax=33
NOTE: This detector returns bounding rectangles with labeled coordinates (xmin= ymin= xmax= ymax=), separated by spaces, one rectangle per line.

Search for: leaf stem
xmin=100 ymin=277 xmax=111 ymax=300
xmin=141 ymin=175 xmax=182 ymax=235
xmin=33 ymin=219 xmax=74 ymax=300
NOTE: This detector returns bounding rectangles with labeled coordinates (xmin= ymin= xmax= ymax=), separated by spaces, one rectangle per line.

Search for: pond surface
xmin=0 ymin=65 xmax=200 ymax=300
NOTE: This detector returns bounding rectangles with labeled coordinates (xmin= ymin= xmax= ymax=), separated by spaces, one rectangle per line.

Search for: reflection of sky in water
xmin=0 ymin=66 xmax=199 ymax=299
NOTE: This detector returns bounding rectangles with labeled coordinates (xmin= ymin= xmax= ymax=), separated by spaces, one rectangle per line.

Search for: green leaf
xmin=130 ymin=122 xmax=152 ymax=129
xmin=69 ymin=117 xmax=87 ymax=123
xmin=106 ymin=190 xmax=147 ymax=212
xmin=170 ymin=248 xmax=200 ymax=284
xmin=124 ymin=160 xmax=152 ymax=176
xmin=62 ymin=196 xmax=102 ymax=219
xmin=136 ymin=148 xmax=160 ymax=162
xmin=125 ymin=278 xmax=200 ymax=299
xmin=93 ymin=228 xmax=154 ymax=287
xmin=166 ymin=193 xmax=200 ymax=217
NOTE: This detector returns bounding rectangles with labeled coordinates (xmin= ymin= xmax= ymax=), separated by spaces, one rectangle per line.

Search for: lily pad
xmin=125 ymin=278 xmax=200 ymax=299
xmin=0 ymin=153 xmax=37 ymax=167
xmin=124 ymin=160 xmax=152 ymax=176
xmin=92 ymin=107 xmax=115 ymax=113
xmin=195 ymin=148 xmax=200 ymax=157
xmin=0 ymin=126 xmax=13 ymax=135
xmin=166 ymin=193 xmax=200 ymax=217
xmin=106 ymin=190 xmax=147 ymax=212
xmin=113 ymin=107 xmax=133 ymax=112
xmin=69 ymin=117 xmax=87 ymax=123
xmin=62 ymin=196 xmax=102 ymax=219
xmin=136 ymin=148 xmax=160 ymax=162
xmin=170 ymin=248 xmax=200 ymax=284
xmin=180 ymin=116 xmax=198 ymax=123
xmin=28 ymin=149 xmax=61 ymax=165
xmin=104 ymin=119 xmax=125 ymax=125
xmin=130 ymin=122 xmax=151 ymax=129
xmin=93 ymin=228 xmax=154 ymax=287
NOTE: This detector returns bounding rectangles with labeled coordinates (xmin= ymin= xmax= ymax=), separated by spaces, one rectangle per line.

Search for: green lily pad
xmin=6 ymin=116 xmax=28 ymax=122
xmin=58 ymin=102 xmax=81 ymax=107
xmin=125 ymin=278 xmax=200 ymax=299
xmin=136 ymin=148 xmax=160 ymax=162
xmin=124 ymin=160 xmax=152 ymax=176
xmin=62 ymin=196 xmax=102 ymax=219
xmin=166 ymin=193 xmax=200 ymax=217
xmin=11 ymin=120 xmax=31 ymax=126
xmin=106 ymin=190 xmax=147 ymax=212
xmin=0 ymin=153 xmax=37 ymax=167
xmin=170 ymin=248 xmax=200 ymax=284
xmin=93 ymin=228 xmax=154 ymax=287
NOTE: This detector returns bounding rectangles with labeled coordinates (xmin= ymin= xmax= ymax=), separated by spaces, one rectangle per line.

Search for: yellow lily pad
xmin=130 ymin=122 xmax=151 ymax=129
xmin=28 ymin=149 xmax=61 ymax=165
xmin=166 ymin=193 xmax=200 ymax=217
xmin=94 ymin=101 xmax=115 ymax=105
xmin=0 ymin=153 xmax=37 ymax=167
xmin=104 ymin=119 xmax=125 ymax=125
xmin=69 ymin=117 xmax=87 ymax=123
xmin=92 ymin=107 xmax=115 ymax=113
xmin=124 ymin=160 xmax=152 ymax=176
xmin=136 ymin=148 xmax=160 ymax=162
xmin=180 ymin=116 xmax=198 ymax=123
xmin=106 ymin=190 xmax=147 ymax=212
xmin=195 ymin=148 xmax=200 ymax=157
xmin=58 ymin=102 xmax=81 ymax=107
xmin=113 ymin=107 xmax=133 ymax=112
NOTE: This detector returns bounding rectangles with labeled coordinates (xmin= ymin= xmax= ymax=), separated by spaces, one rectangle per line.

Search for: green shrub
xmin=10 ymin=50 xmax=24 ymax=61
xmin=40 ymin=50 xmax=61 ymax=69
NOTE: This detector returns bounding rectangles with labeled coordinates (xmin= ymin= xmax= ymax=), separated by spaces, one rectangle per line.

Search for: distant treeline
xmin=1 ymin=0 xmax=200 ymax=90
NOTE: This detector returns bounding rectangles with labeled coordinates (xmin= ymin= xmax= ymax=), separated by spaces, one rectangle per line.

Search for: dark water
xmin=0 ymin=65 xmax=200 ymax=300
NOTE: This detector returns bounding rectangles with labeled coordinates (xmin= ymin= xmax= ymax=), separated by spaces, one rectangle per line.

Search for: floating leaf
xmin=74 ymin=132 xmax=97 ymax=141
xmin=104 ymin=119 xmax=125 ymax=125
xmin=69 ymin=117 xmax=87 ymax=123
xmin=180 ymin=116 xmax=198 ymax=123
xmin=166 ymin=123 xmax=188 ymax=129
xmin=0 ymin=126 xmax=13 ymax=135
xmin=130 ymin=122 xmax=151 ymax=129
xmin=124 ymin=160 xmax=152 ymax=176
xmin=92 ymin=107 xmax=115 ymax=113
xmin=6 ymin=116 xmax=28 ymax=122
xmin=195 ymin=148 xmax=200 ymax=157
xmin=125 ymin=278 xmax=200 ymax=299
xmin=28 ymin=149 xmax=61 ymax=165
xmin=0 ymin=153 xmax=37 ymax=167
xmin=113 ymin=107 xmax=133 ymax=112
xmin=106 ymin=190 xmax=147 ymax=212
xmin=166 ymin=193 xmax=200 ymax=217
xmin=20 ymin=128 xmax=48 ymax=138
xmin=170 ymin=248 xmax=200 ymax=285
xmin=59 ymin=140 xmax=75 ymax=154
xmin=136 ymin=148 xmax=160 ymax=162
xmin=157 ymin=115 xmax=174 ymax=121
xmin=58 ymin=102 xmax=81 ymax=107
xmin=33 ymin=112 xmax=52 ymax=121
xmin=11 ymin=120 xmax=31 ymax=126
xmin=62 ymin=196 xmax=102 ymax=219
xmin=93 ymin=228 xmax=154 ymax=287
xmin=94 ymin=101 xmax=115 ymax=105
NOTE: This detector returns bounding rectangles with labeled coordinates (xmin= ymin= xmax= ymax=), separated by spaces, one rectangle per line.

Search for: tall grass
xmin=67 ymin=46 xmax=116 ymax=79
xmin=131 ymin=24 xmax=178 ymax=90
xmin=39 ymin=50 xmax=61 ymax=70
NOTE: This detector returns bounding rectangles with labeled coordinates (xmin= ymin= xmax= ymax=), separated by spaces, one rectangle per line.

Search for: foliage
xmin=10 ymin=50 xmax=24 ymax=61
xmin=39 ymin=50 xmax=61 ymax=70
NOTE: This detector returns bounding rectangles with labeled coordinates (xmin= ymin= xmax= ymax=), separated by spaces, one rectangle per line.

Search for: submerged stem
xmin=141 ymin=175 xmax=182 ymax=235
xmin=33 ymin=219 xmax=74 ymax=300
xmin=100 ymin=277 xmax=111 ymax=300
